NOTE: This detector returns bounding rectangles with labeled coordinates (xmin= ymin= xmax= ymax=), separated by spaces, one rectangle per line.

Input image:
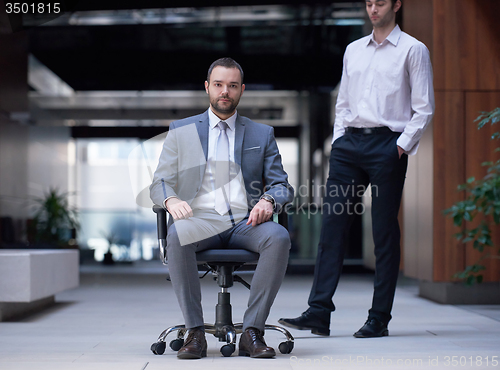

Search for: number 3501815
xmin=5 ymin=3 xmax=61 ymax=14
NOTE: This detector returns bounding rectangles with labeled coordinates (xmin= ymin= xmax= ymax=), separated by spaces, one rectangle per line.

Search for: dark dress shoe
xmin=279 ymin=309 xmax=330 ymax=336
xmin=353 ymin=318 xmax=389 ymax=338
xmin=177 ymin=328 xmax=207 ymax=359
xmin=238 ymin=327 xmax=276 ymax=358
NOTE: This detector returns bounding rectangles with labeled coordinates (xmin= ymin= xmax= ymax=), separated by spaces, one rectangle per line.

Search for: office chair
xmin=150 ymin=205 xmax=294 ymax=357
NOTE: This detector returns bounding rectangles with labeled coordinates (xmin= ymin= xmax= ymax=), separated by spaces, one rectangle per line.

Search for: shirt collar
xmin=208 ymin=107 xmax=237 ymax=131
xmin=366 ymin=24 xmax=401 ymax=47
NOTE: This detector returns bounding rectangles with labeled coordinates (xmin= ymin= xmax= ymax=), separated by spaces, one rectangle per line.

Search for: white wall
xmin=0 ymin=119 xmax=70 ymax=242
xmin=0 ymin=119 xmax=29 ymax=219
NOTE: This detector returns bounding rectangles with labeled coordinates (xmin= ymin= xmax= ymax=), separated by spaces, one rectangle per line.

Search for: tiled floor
xmin=0 ymin=263 xmax=499 ymax=370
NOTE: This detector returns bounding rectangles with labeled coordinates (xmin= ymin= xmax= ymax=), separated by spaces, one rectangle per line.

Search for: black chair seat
xmin=196 ymin=249 xmax=259 ymax=263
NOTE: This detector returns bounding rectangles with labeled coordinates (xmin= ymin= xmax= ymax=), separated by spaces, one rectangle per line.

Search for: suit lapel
xmin=234 ymin=114 xmax=245 ymax=166
xmin=196 ymin=110 xmax=209 ymax=181
xmin=196 ymin=110 xmax=210 ymax=160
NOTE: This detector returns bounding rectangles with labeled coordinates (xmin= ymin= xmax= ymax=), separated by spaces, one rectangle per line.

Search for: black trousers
xmin=308 ymin=128 xmax=408 ymax=325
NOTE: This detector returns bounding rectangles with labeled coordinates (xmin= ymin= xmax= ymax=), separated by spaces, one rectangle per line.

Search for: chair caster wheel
xmin=151 ymin=342 xmax=166 ymax=355
xmin=278 ymin=341 xmax=294 ymax=354
xmin=220 ymin=343 xmax=235 ymax=357
xmin=170 ymin=338 xmax=184 ymax=351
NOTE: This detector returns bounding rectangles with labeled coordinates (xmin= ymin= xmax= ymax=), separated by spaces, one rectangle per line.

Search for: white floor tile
xmin=0 ymin=264 xmax=499 ymax=370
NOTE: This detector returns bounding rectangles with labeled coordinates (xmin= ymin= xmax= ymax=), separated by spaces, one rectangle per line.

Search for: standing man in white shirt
xmin=279 ymin=0 xmax=434 ymax=338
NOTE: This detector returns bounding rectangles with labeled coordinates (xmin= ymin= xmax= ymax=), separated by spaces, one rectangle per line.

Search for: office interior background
xmin=1 ymin=0 xmax=500 ymax=304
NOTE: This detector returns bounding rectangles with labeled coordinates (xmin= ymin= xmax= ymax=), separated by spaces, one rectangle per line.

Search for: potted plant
xmin=29 ymin=188 xmax=79 ymax=248
xmin=444 ymin=108 xmax=500 ymax=284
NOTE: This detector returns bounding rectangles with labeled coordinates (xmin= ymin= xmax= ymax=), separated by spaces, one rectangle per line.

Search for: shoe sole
xmin=278 ymin=319 xmax=330 ymax=336
xmin=177 ymin=350 xmax=207 ymax=359
xmin=353 ymin=330 xmax=389 ymax=338
xmin=239 ymin=350 xmax=276 ymax=358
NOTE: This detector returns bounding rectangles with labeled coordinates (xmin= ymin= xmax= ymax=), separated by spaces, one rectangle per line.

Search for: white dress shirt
xmin=189 ymin=108 xmax=248 ymax=213
xmin=333 ymin=25 xmax=435 ymax=155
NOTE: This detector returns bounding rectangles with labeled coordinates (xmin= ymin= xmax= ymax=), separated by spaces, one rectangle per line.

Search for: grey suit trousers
xmin=166 ymin=210 xmax=290 ymax=332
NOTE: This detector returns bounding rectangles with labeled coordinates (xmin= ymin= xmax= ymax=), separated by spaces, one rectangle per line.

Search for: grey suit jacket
xmin=150 ymin=109 xmax=294 ymax=213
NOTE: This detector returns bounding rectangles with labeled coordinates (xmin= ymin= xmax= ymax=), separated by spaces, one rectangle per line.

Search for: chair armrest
xmin=153 ymin=205 xmax=168 ymax=265
xmin=153 ymin=205 xmax=167 ymax=240
xmin=277 ymin=203 xmax=291 ymax=230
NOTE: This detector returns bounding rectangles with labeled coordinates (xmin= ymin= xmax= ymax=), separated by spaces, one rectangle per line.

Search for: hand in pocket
xmin=397 ymin=145 xmax=405 ymax=159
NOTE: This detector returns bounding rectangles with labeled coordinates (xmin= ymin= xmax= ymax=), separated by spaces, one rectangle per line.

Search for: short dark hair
xmin=388 ymin=0 xmax=402 ymax=9
xmin=394 ymin=0 xmax=402 ymax=25
xmin=369 ymin=0 xmax=399 ymax=6
xmin=386 ymin=0 xmax=402 ymax=25
xmin=207 ymin=57 xmax=244 ymax=83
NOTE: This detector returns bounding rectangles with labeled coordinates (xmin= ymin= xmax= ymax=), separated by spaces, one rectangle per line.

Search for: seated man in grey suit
xmin=149 ymin=57 xmax=294 ymax=359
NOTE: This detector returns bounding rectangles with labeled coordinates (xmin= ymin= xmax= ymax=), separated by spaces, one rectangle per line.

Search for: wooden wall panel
xmin=432 ymin=0 xmax=500 ymax=91
xmin=475 ymin=1 xmax=500 ymax=90
xmin=433 ymin=0 xmax=477 ymax=91
xmin=402 ymin=0 xmax=433 ymax=59
xmin=464 ymin=92 xmax=500 ymax=282
xmin=404 ymin=0 xmax=500 ymax=283
xmin=432 ymin=91 xmax=466 ymax=281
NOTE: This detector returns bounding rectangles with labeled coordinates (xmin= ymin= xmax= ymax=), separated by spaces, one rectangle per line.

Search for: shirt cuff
xmin=396 ymin=133 xmax=414 ymax=153
xmin=163 ymin=196 xmax=179 ymax=210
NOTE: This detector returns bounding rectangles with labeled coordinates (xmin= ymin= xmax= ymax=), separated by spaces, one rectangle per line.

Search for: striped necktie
xmin=215 ymin=121 xmax=230 ymax=215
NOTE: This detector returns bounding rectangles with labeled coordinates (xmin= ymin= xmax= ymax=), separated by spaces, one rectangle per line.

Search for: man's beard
xmin=211 ymin=96 xmax=239 ymax=115
xmin=371 ymin=12 xmax=393 ymax=28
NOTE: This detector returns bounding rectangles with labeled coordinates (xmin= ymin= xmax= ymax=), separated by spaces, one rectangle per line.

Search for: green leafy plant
xmin=444 ymin=108 xmax=500 ymax=285
xmin=31 ymin=188 xmax=79 ymax=247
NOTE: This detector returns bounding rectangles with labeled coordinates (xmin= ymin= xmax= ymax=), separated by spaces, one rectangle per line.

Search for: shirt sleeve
xmin=396 ymin=42 xmax=435 ymax=154
xmin=332 ymin=46 xmax=352 ymax=143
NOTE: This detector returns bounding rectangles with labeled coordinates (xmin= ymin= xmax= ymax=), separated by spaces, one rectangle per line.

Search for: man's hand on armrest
xmin=246 ymin=199 xmax=274 ymax=227
xmin=166 ymin=197 xmax=193 ymax=220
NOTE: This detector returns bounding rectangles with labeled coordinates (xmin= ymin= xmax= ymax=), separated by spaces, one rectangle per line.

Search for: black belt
xmin=345 ymin=127 xmax=394 ymax=135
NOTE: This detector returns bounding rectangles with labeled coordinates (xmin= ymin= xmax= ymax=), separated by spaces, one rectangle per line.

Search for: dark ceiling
xmin=26 ymin=1 xmax=365 ymax=91
xmin=72 ymin=0 xmax=350 ymax=11
xmin=29 ymin=24 xmax=360 ymax=91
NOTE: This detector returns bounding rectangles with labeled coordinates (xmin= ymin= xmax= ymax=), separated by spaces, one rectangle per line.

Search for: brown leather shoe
xmin=238 ymin=327 xmax=276 ymax=358
xmin=177 ymin=328 xmax=207 ymax=359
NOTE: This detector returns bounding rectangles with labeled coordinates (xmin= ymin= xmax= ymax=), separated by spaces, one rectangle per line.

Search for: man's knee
xmin=267 ymin=224 xmax=291 ymax=251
